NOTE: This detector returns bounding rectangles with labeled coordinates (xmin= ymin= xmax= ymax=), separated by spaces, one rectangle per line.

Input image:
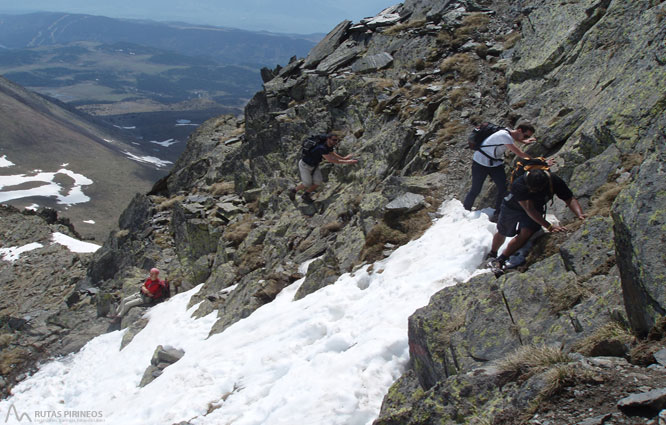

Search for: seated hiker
xmin=288 ymin=132 xmax=358 ymax=204
xmin=487 ymin=169 xmax=586 ymax=275
xmin=113 ymin=268 xmax=167 ymax=319
xmin=463 ymin=123 xmax=537 ymax=222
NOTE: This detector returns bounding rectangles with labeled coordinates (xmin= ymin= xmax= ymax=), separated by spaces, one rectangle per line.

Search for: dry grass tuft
xmin=572 ymin=322 xmax=635 ymax=356
xmin=320 ymin=221 xmax=344 ymax=237
xmin=382 ymin=19 xmax=427 ymax=35
xmin=449 ymin=87 xmax=470 ymax=109
xmin=435 ymin=119 xmax=467 ymax=143
xmin=501 ymin=31 xmax=522 ymax=49
xmin=439 ymin=53 xmax=479 ymax=81
xmin=539 ymin=363 xmax=595 ymax=399
xmin=453 ymin=13 xmax=490 ymax=45
xmin=0 ymin=333 xmax=14 ymax=348
xmin=0 ymin=347 xmax=28 ymax=375
xmin=158 ymin=195 xmax=186 ymax=211
xmin=498 ymin=344 xmax=570 ymax=382
xmin=224 ymin=216 xmax=254 ymax=246
xmin=209 ymin=181 xmax=235 ymax=196
xmin=588 ymin=181 xmax=624 ymax=217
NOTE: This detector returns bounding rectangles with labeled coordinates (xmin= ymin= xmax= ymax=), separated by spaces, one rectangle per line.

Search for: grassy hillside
xmin=0 ymin=76 xmax=159 ymax=241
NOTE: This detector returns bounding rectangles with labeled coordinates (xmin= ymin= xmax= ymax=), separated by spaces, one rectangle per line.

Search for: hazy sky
xmin=0 ymin=0 xmax=397 ymax=34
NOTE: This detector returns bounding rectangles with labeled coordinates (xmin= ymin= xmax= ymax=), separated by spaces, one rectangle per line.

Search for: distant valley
xmin=0 ymin=12 xmax=318 ymax=163
xmin=0 ymin=12 xmax=319 ymax=239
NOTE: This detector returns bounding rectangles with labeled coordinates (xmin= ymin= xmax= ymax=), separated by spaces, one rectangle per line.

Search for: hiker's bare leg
xmin=501 ymin=227 xmax=537 ymax=258
xmin=491 ymin=232 xmax=506 ymax=254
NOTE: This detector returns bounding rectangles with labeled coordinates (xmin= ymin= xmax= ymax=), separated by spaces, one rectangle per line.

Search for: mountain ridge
xmin=0 ymin=0 xmax=665 ymax=422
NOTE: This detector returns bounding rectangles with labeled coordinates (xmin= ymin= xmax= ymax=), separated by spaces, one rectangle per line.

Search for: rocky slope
xmin=3 ymin=0 xmax=665 ymax=422
xmin=0 ymin=206 xmax=111 ymax=395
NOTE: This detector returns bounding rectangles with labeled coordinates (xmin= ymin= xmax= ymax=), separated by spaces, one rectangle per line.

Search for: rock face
xmin=612 ymin=144 xmax=666 ymax=336
xmin=7 ymin=0 xmax=665 ymax=421
xmin=0 ymin=206 xmax=109 ymax=397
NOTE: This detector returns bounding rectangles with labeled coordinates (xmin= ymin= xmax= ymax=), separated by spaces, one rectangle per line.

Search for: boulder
xmin=351 ymin=52 xmax=394 ymax=74
xmin=303 ymin=20 xmax=352 ymax=69
xmin=294 ymin=249 xmax=340 ymax=300
xmin=384 ymin=193 xmax=426 ymax=217
xmin=612 ymin=146 xmax=666 ymax=336
xmin=315 ymin=41 xmax=365 ymax=75
xmin=617 ymin=388 xmax=666 ymax=415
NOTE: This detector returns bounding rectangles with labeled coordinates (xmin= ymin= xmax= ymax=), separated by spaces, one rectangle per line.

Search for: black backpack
xmin=301 ymin=135 xmax=325 ymax=158
xmin=468 ymin=123 xmax=507 ymax=161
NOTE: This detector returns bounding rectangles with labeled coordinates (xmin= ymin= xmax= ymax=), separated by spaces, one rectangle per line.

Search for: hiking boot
xmin=484 ymin=251 xmax=497 ymax=261
xmin=487 ymin=259 xmax=505 ymax=277
xmin=301 ymin=192 xmax=314 ymax=204
xmin=287 ymin=188 xmax=297 ymax=201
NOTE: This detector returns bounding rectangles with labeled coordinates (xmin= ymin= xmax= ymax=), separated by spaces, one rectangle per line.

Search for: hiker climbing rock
xmin=463 ymin=123 xmax=537 ymax=222
xmin=112 ymin=268 xmax=169 ymax=321
xmin=288 ymin=132 xmax=357 ymax=204
xmin=487 ymin=169 xmax=586 ymax=276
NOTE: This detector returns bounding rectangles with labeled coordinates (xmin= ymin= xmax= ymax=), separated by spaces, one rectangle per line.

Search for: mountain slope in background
xmin=0 ymin=12 xmax=318 ymax=67
xmin=0 ymin=12 xmax=319 ymax=162
xmin=0 ymin=75 xmax=159 ymax=241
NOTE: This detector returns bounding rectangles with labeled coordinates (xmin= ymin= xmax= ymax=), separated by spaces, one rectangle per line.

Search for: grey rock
xmin=120 ymin=318 xmax=149 ymax=349
xmin=325 ymin=86 xmax=348 ymax=107
xmin=384 ymin=193 xmax=426 ymax=216
xmin=617 ymin=388 xmax=666 ymax=413
xmin=575 ymin=413 xmax=613 ymax=425
xmin=153 ymin=346 xmax=185 ymax=365
xmin=294 ymin=249 xmax=340 ymax=300
xmin=223 ymin=137 xmax=242 ymax=146
xmin=277 ymin=58 xmax=304 ymax=79
xmin=559 ymin=216 xmax=615 ymax=280
xmin=260 ymin=67 xmax=275 ymax=83
xmin=361 ymin=12 xmax=402 ymax=29
xmin=315 ymin=41 xmax=365 ymax=75
xmin=612 ymin=146 xmax=666 ymax=336
xmin=242 ymin=188 xmax=263 ymax=203
xmin=139 ymin=365 xmax=162 ymax=387
xmin=303 ymin=20 xmax=352 ymax=69
xmin=569 ymin=144 xmax=621 ymax=199
xmin=351 ymin=52 xmax=394 ymax=74
xmin=655 ymin=349 xmax=666 ymax=367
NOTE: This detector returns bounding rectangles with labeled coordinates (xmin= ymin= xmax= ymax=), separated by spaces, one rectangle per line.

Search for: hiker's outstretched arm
xmin=506 ymin=144 xmax=531 ymax=160
xmin=565 ymin=197 xmax=586 ymax=220
xmin=518 ymin=200 xmax=565 ymax=232
xmin=323 ymin=153 xmax=357 ymax=164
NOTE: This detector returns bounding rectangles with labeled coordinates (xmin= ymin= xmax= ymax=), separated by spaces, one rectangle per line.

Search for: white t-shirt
xmin=472 ymin=129 xmax=514 ymax=167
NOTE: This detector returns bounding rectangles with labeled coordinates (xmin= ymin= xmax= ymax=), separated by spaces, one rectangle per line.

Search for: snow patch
xmin=51 ymin=232 xmax=101 ymax=253
xmin=0 ymin=155 xmax=14 ymax=168
xmin=0 ymin=168 xmax=93 ymax=205
xmin=149 ymin=139 xmax=179 ymax=147
xmin=124 ymin=152 xmax=173 ymax=168
xmin=0 ymin=242 xmax=43 ymax=262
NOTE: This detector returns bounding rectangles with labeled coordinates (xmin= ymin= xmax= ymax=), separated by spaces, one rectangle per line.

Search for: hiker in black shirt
xmin=487 ymin=169 xmax=586 ymax=274
xmin=288 ymin=133 xmax=357 ymax=204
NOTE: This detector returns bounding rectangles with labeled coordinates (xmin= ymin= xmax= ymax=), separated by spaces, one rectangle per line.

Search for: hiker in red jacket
xmin=113 ymin=268 xmax=167 ymax=320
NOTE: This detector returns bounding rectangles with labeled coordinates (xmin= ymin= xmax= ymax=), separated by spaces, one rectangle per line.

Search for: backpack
xmin=510 ymin=157 xmax=553 ymax=196
xmin=301 ymin=135 xmax=325 ymax=158
xmin=161 ymin=279 xmax=171 ymax=300
xmin=468 ymin=123 xmax=508 ymax=161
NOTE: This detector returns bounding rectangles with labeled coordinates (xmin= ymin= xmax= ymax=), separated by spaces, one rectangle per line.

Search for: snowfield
xmin=1 ymin=201 xmax=497 ymax=425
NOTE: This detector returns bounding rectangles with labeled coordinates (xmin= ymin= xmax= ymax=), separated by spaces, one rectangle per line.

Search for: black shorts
xmin=496 ymin=204 xmax=541 ymax=237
